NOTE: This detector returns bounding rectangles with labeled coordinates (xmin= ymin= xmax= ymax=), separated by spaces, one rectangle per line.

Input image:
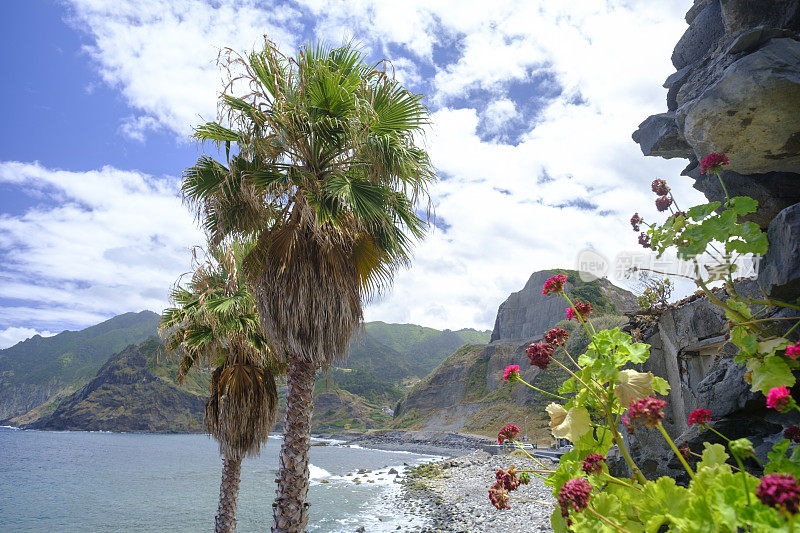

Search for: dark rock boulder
xmin=686 ymin=166 xmax=800 ymax=228
xmin=672 ymin=0 xmax=726 ymax=69
xmin=632 ymin=112 xmax=693 ymax=159
xmin=678 ymin=38 xmax=800 ymax=175
xmin=757 ymin=202 xmax=800 ymax=300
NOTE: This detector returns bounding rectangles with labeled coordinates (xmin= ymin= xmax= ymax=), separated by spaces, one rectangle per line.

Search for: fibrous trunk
xmin=272 ymin=359 xmax=316 ymax=532
xmin=215 ymin=455 xmax=243 ymax=533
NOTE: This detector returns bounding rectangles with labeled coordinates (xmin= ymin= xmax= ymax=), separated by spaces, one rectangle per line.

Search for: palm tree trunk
xmin=272 ymin=359 xmax=316 ymax=532
xmin=216 ymin=455 xmax=243 ymax=533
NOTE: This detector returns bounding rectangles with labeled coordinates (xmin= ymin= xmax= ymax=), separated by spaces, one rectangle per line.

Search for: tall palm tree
xmin=160 ymin=240 xmax=280 ymax=533
xmin=182 ymin=39 xmax=434 ymax=532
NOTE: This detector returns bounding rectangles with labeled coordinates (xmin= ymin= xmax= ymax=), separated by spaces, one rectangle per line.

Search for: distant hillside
xmin=343 ymin=322 xmax=491 ymax=383
xmin=0 ymin=311 xmax=160 ymax=421
xmin=27 ymin=339 xmax=205 ymax=433
xmin=394 ymin=315 xmax=628 ymax=441
xmin=0 ymin=310 xmax=488 ymax=432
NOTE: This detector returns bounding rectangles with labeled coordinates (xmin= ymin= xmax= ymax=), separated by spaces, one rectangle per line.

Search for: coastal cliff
xmin=626 ymin=0 xmax=800 ymax=477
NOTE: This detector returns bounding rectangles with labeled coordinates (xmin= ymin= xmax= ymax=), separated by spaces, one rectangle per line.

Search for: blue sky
xmin=0 ymin=0 xmax=700 ymax=348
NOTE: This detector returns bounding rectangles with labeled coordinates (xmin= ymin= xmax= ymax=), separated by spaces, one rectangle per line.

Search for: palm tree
xmin=182 ymin=40 xmax=434 ymax=532
xmin=160 ymin=240 xmax=280 ymax=533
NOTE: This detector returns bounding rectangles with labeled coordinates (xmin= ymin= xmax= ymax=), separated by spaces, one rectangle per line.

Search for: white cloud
xmin=0 ymin=161 xmax=203 ymax=331
xmin=0 ymin=327 xmax=56 ymax=350
xmin=119 ymin=115 xmax=161 ymax=142
xmin=22 ymin=0 xmax=703 ymax=334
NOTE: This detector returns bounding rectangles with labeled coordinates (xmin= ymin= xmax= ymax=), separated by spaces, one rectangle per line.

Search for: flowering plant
xmin=491 ymin=155 xmax=800 ymax=531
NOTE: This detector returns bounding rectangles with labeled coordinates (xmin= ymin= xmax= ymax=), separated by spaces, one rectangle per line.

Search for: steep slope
xmin=27 ymin=341 xmax=205 ymax=433
xmin=394 ymin=270 xmax=635 ymax=440
xmin=0 ymin=311 xmax=159 ymax=420
xmin=491 ymin=269 xmax=637 ymax=342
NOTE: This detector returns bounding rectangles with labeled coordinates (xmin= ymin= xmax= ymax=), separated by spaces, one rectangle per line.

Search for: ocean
xmin=0 ymin=427 xmax=440 ymax=532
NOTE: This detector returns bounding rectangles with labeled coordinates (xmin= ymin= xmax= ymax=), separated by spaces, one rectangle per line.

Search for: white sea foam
xmin=308 ymin=463 xmax=332 ymax=480
xmin=0 ymin=425 xmax=19 ymax=430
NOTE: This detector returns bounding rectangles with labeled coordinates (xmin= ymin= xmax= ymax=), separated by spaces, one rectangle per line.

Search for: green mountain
xmin=28 ymin=339 xmax=205 ymax=433
xmin=0 ymin=311 xmax=160 ymax=422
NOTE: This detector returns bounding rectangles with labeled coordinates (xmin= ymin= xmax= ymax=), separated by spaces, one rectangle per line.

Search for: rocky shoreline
xmin=317 ymin=430 xmax=495 ymax=457
xmin=399 ymin=450 xmax=556 ymax=532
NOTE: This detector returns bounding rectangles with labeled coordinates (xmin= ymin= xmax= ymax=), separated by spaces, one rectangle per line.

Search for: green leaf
xmin=765 ymin=439 xmax=800 ymax=478
xmin=750 ymin=355 xmax=795 ymax=395
xmin=637 ymin=477 xmax=690 ymax=533
xmin=731 ymin=325 xmax=758 ymax=356
xmin=759 ymin=338 xmax=791 ymax=357
xmin=627 ymin=342 xmax=650 ymax=364
xmin=725 ymin=300 xmax=753 ymax=322
xmin=687 ymin=202 xmax=721 ymax=221
xmin=651 ymin=376 xmax=671 ymax=395
xmin=697 ymin=442 xmax=729 ymax=470
xmin=727 ymin=196 xmax=758 ymax=216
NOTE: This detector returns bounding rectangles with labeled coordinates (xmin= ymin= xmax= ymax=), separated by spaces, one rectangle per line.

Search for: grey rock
xmin=724 ymin=26 xmax=794 ymax=55
xmin=632 ymin=112 xmax=693 ymax=159
xmin=672 ymin=1 xmax=725 ymax=69
xmin=757 ymin=202 xmax=800 ymax=300
xmin=695 ymin=354 xmax=759 ymax=414
xmin=679 ymin=38 xmax=800 ymax=175
xmin=719 ymin=0 xmax=800 ymax=33
xmin=664 ymin=66 xmax=693 ymax=111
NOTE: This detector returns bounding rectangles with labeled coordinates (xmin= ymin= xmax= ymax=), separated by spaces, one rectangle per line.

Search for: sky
xmin=0 ymin=0 xmax=703 ymax=348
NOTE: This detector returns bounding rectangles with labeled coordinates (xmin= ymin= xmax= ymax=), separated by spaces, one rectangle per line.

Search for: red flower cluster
xmin=543 ymin=274 xmax=568 ymax=296
xmin=581 ymin=453 xmax=606 ymax=475
xmin=558 ymin=478 xmax=592 ymax=519
xmin=544 ymin=327 xmax=569 ymax=347
xmin=526 ymin=342 xmax=554 ymax=369
xmin=786 ymin=341 xmax=800 ymax=359
xmin=503 ymin=365 xmax=520 ymax=382
xmin=655 ymin=195 xmax=673 ymax=212
xmin=756 ymin=473 xmax=800 ymax=514
xmin=638 ymin=232 xmax=651 ymax=249
xmin=495 ymin=467 xmax=521 ymax=491
xmin=688 ymin=408 xmax=712 ymax=426
xmin=627 ymin=397 xmax=667 ymax=429
xmin=497 ymin=424 xmax=520 ymax=444
xmin=699 ymin=152 xmax=729 ymax=174
xmin=651 ymin=179 xmax=670 ymax=196
xmin=767 ymin=386 xmax=793 ymax=411
xmin=488 ymin=484 xmax=510 ymax=510
xmin=489 ymin=467 xmax=525 ymax=509
xmin=566 ymin=302 xmax=593 ymax=321
xmin=785 ymin=426 xmax=800 ymax=444
xmin=678 ymin=445 xmax=691 ymax=461
xmin=630 ymin=212 xmax=643 ymax=232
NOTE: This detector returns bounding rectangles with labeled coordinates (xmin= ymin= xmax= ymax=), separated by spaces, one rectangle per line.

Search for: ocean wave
xmin=0 ymin=425 xmax=20 ymax=430
xmin=308 ymin=463 xmax=332 ymax=480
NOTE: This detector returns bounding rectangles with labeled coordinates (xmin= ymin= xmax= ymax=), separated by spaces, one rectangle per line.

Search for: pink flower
xmin=558 ymin=478 xmax=592 ymax=518
xmin=638 ymin=232 xmax=651 ymax=249
xmin=699 ymin=152 xmax=729 ymax=174
xmin=581 ymin=453 xmax=606 ymax=475
xmin=503 ymin=365 xmax=520 ymax=382
xmin=526 ymin=342 xmax=554 ymax=369
xmin=786 ymin=342 xmax=800 ymax=359
xmin=651 ymin=179 xmax=670 ymax=196
xmin=621 ymin=416 xmax=634 ymax=434
xmin=566 ymin=302 xmax=593 ymax=321
xmin=688 ymin=408 xmax=712 ymax=426
xmin=630 ymin=213 xmax=643 ymax=232
xmin=785 ymin=426 xmax=800 ymax=444
xmin=757 ymin=473 xmax=800 ymax=514
xmin=542 ymin=274 xmax=568 ymax=296
xmin=767 ymin=386 xmax=793 ymax=411
xmin=655 ymin=195 xmax=673 ymax=212
xmin=497 ymin=424 xmax=520 ymax=444
xmin=627 ymin=397 xmax=668 ymax=429
xmin=544 ymin=328 xmax=569 ymax=347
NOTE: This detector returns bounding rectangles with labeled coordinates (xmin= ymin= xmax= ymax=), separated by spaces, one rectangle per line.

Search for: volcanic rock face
xmin=624 ymin=0 xmax=800 ymax=478
xmin=633 ymin=0 xmax=800 ymax=223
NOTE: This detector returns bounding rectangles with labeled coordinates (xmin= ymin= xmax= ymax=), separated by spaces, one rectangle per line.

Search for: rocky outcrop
xmin=633 ymin=0 xmax=800 ymax=224
xmin=27 ymin=345 xmax=205 ymax=433
xmin=490 ymin=270 xmax=636 ymax=342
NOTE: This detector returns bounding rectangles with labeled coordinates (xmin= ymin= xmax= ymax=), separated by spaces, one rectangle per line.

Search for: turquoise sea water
xmin=0 ymin=427 xmax=439 ymax=532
